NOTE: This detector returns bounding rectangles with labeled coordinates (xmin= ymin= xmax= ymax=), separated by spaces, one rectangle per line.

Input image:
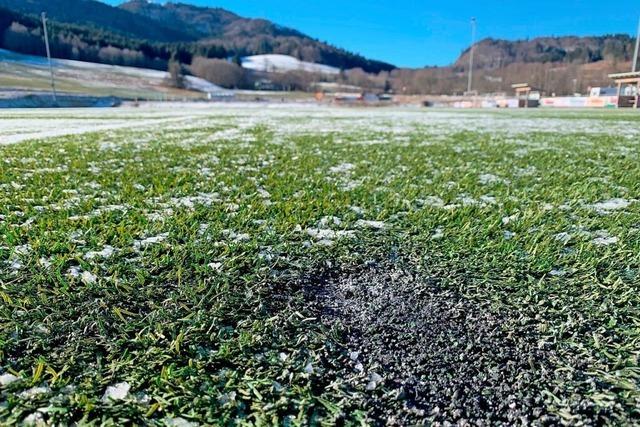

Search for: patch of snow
xmin=591 ymin=198 xmax=632 ymax=214
xmin=241 ymin=54 xmax=340 ymax=75
xmin=554 ymin=232 xmax=572 ymax=244
xmin=81 ymin=271 xmax=97 ymax=284
xmin=84 ymin=245 xmax=115 ymax=260
xmin=22 ymin=412 xmax=45 ymax=426
xmin=102 ymin=382 xmax=130 ymax=402
xmin=479 ymin=174 xmax=509 ymax=185
xmin=306 ymin=228 xmax=355 ymax=240
xmin=183 ymin=75 xmax=228 ymax=94
xmin=356 ymin=220 xmax=386 ymax=230
xmin=0 ymin=373 xmax=19 ymax=386
xmin=19 ymin=386 xmax=50 ymax=398
xmin=208 ymin=262 xmax=223 ymax=271
xmin=329 ymin=163 xmax=356 ymax=174
xmin=134 ymin=233 xmax=169 ymax=249
xmin=592 ymin=231 xmax=619 ymax=246
xmin=163 ymin=417 xmax=199 ymax=427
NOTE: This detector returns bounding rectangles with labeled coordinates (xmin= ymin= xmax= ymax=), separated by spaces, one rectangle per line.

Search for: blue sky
xmin=102 ymin=0 xmax=639 ymax=67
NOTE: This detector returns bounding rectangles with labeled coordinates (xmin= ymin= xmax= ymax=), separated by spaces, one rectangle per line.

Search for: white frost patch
xmin=479 ymin=174 xmax=509 ymax=185
xmin=222 ymin=230 xmax=250 ymax=243
xmin=431 ymin=228 xmax=444 ymax=240
xmin=591 ymin=230 xmax=619 ymax=246
xmin=257 ymin=188 xmax=271 ymax=199
xmin=366 ymin=372 xmax=383 ymax=391
xmin=350 ymin=206 xmax=365 ymax=216
xmin=23 ymin=412 xmax=45 ymax=426
xmin=549 ymin=269 xmax=567 ymax=276
xmin=67 ymin=267 xmax=97 ymax=284
xmin=102 ymin=382 xmax=130 ymax=402
xmin=163 ymin=417 xmax=199 ymax=427
xmin=134 ymin=233 xmax=169 ymax=249
xmin=84 ymin=245 xmax=115 ymax=260
xmin=19 ymin=386 xmax=50 ymax=398
xmin=38 ymin=257 xmax=53 ymax=269
xmin=81 ymin=271 xmax=97 ymax=284
xmin=329 ymin=163 xmax=356 ymax=174
xmin=0 ymin=373 xmax=19 ymax=386
xmin=13 ymin=244 xmax=31 ymax=256
xmin=208 ymin=262 xmax=223 ymax=271
xmin=356 ymin=220 xmax=386 ymax=230
xmin=502 ymin=214 xmax=518 ymax=225
xmin=421 ymin=196 xmax=445 ymax=208
xmin=554 ymin=232 xmax=572 ymax=245
xmin=591 ymin=198 xmax=632 ymax=214
xmin=318 ymin=216 xmax=342 ymax=227
xmin=306 ymin=228 xmax=355 ymax=240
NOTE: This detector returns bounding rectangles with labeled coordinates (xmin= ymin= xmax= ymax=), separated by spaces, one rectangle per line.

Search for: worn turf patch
xmin=303 ymin=263 xmax=564 ymax=425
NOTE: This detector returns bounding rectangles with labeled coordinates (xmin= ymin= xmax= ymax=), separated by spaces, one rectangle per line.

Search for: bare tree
xmin=167 ymin=60 xmax=185 ymax=89
xmin=190 ymin=57 xmax=245 ymax=88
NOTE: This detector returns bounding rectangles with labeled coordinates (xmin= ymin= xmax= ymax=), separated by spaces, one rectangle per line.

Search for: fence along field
xmin=0 ymin=105 xmax=639 ymax=424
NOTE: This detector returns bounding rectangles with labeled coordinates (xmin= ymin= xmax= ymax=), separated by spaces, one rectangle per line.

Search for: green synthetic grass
xmin=0 ymin=107 xmax=639 ymax=425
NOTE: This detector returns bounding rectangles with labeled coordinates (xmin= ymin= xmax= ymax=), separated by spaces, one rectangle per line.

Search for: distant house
xmin=511 ymin=83 xmax=540 ymax=108
xmin=609 ymin=72 xmax=640 ymax=108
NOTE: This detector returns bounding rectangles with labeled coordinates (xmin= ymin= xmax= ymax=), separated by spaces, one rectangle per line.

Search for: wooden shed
xmin=609 ymin=72 xmax=640 ymax=108
xmin=511 ymin=83 xmax=539 ymax=108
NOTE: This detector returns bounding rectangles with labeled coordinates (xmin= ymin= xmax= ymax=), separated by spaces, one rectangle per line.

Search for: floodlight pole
xmin=633 ymin=16 xmax=640 ymax=72
xmin=467 ymin=17 xmax=476 ymax=93
xmin=41 ymin=12 xmax=57 ymax=105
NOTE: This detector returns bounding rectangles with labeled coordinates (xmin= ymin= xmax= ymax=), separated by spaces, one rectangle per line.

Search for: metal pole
xmin=467 ymin=17 xmax=476 ymax=93
xmin=633 ymin=16 xmax=640 ymax=72
xmin=41 ymin=12 xmax=57 ymax=105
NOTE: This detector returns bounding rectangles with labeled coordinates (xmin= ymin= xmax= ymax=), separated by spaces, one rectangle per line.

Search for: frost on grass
xmin=163 ymin=417 xmax=199 ymax=427
xmin=84 ymin=245 xmax=116 ymax=260
xmin=102 ymin=382 xmax=131 ymax=402
xmin=356 ymin=220 xmax=386 ymax=230
xmin=2 ymin=106 xmax=640 ymax=424
xmin=134 ymin=233 xmax=169 ymax=250
xmin=591 ymin=198 xmax=633 ymax=214
xmin=0 ymin=373 xmax=19 ymax=386
xmin=591 ymin=230 xmax=619 ymax=246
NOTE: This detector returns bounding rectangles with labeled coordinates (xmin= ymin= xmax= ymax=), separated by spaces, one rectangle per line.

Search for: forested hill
xmin=0 ymin=0 xmax=395 ymax=73
xmin=454 ymin=35 xmax=635 ymax=71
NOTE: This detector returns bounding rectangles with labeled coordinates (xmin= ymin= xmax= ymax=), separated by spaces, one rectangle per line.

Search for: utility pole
xmin=633 ymin=16 xmax=640 ymax=72
xmin=41 ymin=12 xmax=57 ymax=105
xmin=467 ymin=17 xmax=476 ymax=94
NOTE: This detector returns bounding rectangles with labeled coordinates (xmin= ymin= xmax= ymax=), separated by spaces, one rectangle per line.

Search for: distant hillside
xmin=119 ymin=0 xmax=394 ymax=73
xmin=382 ymin=34 xmax=637 ymax=96
xmin=454 ymin=35 xmax=635 ymax=70
xmin=0 ymin=0 xmax=394 ymax=73
xmin=119 ymin=0 xmax=303 ymax=40
xmin=0 ymin=0 xmax=191 ymax=42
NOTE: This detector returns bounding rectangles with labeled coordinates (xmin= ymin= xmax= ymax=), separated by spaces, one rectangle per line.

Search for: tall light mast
xmin=633 ymin=16 xmax=640 ymax=72
xmin=41 ymin=12 xmax=57 ymax=105
xmin=467 ymin=17 xmax=477 ymax=93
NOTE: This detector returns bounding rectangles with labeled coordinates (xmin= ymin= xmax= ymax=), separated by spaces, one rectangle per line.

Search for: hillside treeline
xmin=0 ymin=7 xmax=227 ymax=70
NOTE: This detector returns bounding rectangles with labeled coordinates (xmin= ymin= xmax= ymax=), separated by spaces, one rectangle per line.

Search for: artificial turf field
xmin=1 ymin=105 xmax=639 ymax=425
